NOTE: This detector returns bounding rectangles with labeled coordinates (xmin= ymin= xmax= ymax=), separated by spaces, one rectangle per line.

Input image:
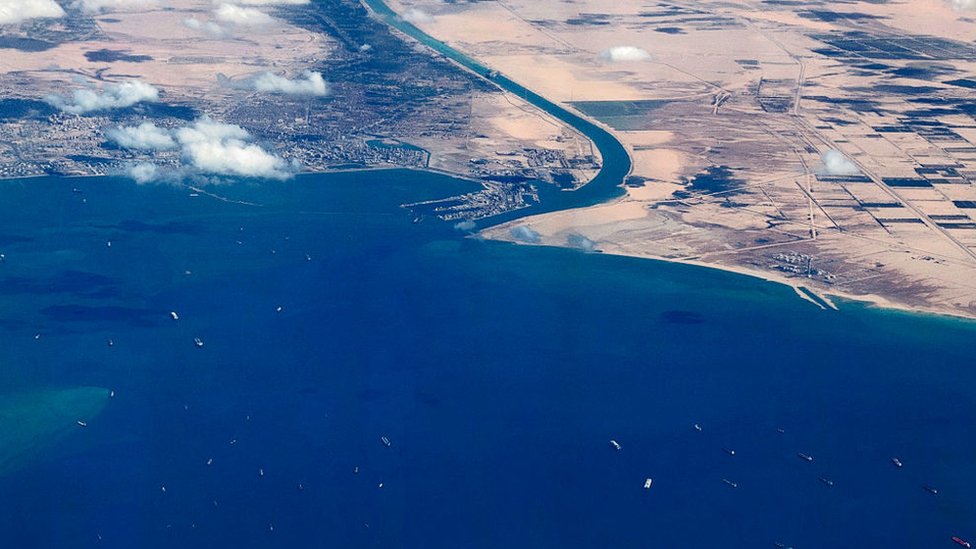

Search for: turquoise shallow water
xmin=0 ymin=170 xmax=974 ymax=548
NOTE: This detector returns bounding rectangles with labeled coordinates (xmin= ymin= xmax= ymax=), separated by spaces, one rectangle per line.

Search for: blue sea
xmin=0 ymin=171 xmax=974 ymax=548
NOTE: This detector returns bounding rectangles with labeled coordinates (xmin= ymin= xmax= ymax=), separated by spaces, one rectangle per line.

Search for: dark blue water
xmin=0 ymin=171 xmax=974 ymax=548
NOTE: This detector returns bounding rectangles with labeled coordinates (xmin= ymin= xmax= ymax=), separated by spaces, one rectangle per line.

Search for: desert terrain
xmin=387 ymin=0 xmax=976 ymax=318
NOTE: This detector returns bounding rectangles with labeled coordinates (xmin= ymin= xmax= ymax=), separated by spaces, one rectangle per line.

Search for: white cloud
xmin=71 ymin=0 xmax=155 ymax=13
xmin=250 ymin=71 xmax=328 ymax=96
xmin=46 ymin=80 xmax=160 ymax=114
xmin=126 ymin=162 xmax=159 ymax=183
xmin=214 ymin=3 xmax=273 ymax=26
xmin=218 ymin=70 xmax=329 ymax=96
xmin=510 ymin=225 xmax=540 ymax=244
xmin=0 ymin=0 xmax=65 ymax=25
xmin=819 ymin=149 xmax=861 ymax=176
xmin=453 ymin=220 xmax=476 ymax=231
xmin=174 ymin=117 xmax=293 ymax=180
xmin=949 ymin=0 xmax=976 ymax=10
xmin=401 ymin=8 xmax=432 ymax=24
xmin=107 ymin=122 xmax=177 ymax=150
xmin=184 ymin=17 xmax=228 ymax=37
xmin=599 ymin=46 xmax=652 ymax=63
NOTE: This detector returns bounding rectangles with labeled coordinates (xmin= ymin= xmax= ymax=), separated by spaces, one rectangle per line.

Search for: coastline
xmin=484 ymin=231 xmax=976 ymax=323
xmin=5 ymin=0 xmax=968 ymax=323
xmin=4 ymin=159 xmax=976 ymax=548
xmin=0 ymin=164 xmax=486 ymax=186
xmin=9 ymin=166 xmax=968 ymax=322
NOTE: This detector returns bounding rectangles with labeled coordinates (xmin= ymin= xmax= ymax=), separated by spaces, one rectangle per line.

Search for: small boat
xmin=643 ymin=478 xmax=653 ymax=489
xmin=891 ymin=458 xmax=903 ymax=468
xmin=109 ymin=390 xmax=115 ymax=398
xmin=354 ymin=466 xmax=359 ymax=474
xmin=305 ymin=254 xmax=312 ymax=261
xmin=953 ymin=536 xmax=972 ymax=548
xmin=107 ymin=339 xmax=114 ymax=347
xmin=170 ymin=311 xmax=179 ymax=321
xmin=76 ymin=420 xmax=87 ymax=427
xmin=693 ymin=423 xmax=702 ymax=432
xmin=776 ymin=428 xmax=786 ymax=434
xmin=609 ymin=440 xmax=621 ymax=451
xmin=229 ymin=439 xmax=237 ymax=445
xmin=723 ymin=447 xmax=736 ymax=456
xmin=377 ymin=482 xmax=384 ymax=488
xmin=722 ymin=478 xmax=738 ymax=488
xmin=774 ymin=543 xmax=794 ymax=549
xmin=819 ymin=477 xmax=834 ymax=487
xmin=297 ymin=483 xmax=304 ymax=491
xmin=381 ymin=436 xmax=392 ymax=447
xmin=923 ymin=485 xmax=939 ymax=495
xmin=206 ymin=458 xmax=213 ymax=465
xmin=258 ymin=468 xmax=264 ymax=477
xmin=276 ymin=306 xmax=283 ymax=313
xmin=194 ymin=337 xmax=204 ymax=348
xmin=106 ymin=241 xmax=111 ymax=248
xmin=797 ymin=452 xmax=813 ymax=462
